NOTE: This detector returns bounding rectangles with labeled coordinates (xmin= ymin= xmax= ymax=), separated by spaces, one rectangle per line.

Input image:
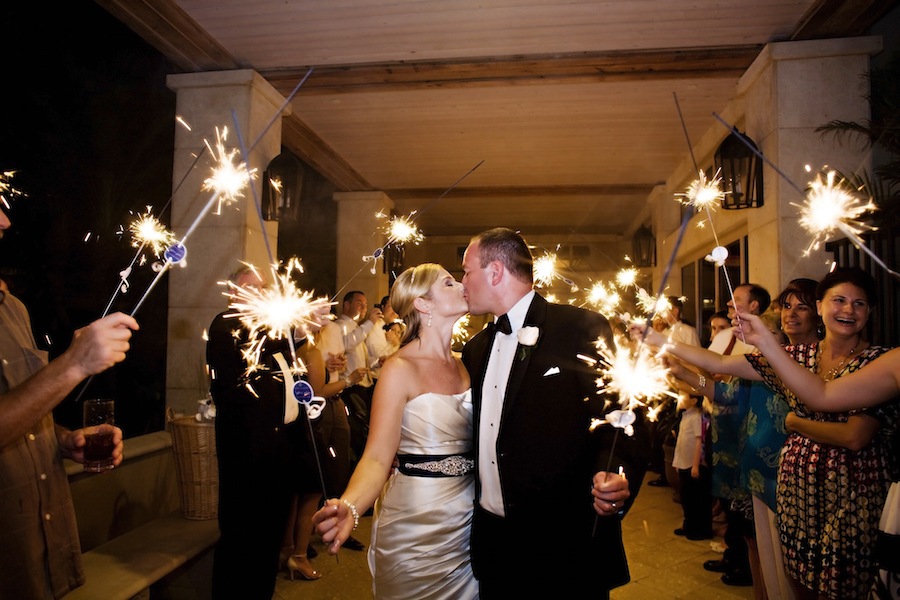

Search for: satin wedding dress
xmin=368 ymin=390 xmax=478 ymax=599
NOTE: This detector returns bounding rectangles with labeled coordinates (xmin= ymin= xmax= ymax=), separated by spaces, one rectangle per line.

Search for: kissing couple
xmin=313 ymin=227 xmax=649 ymax=599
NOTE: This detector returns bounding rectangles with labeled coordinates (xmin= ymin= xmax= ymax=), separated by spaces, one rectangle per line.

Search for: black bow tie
xmin=495 ymin=314 xmax=512 ymax=335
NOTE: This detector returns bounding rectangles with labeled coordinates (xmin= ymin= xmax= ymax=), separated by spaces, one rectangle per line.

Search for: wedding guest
xmin=636 ymin=268 xmax=896 ymax=599
xmin=734 ymin=305 xmax=900 ymax=600
xmin=0 ymin=207 xmax=136 ymax=599
xmin=365 ymin=295 xmax=399 ymax=381
xmin=209 ymin=266 xmax=299 ymax=599
xmin=671 ymin=392 xmax=712 ymax=540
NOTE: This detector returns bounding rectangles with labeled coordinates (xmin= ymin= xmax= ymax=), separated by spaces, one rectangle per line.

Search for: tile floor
xmin=272 ymin=479 xmax=756 ymax=599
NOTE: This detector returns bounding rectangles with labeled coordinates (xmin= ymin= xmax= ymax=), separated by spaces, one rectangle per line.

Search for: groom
xmin=461 ymin=228 xmax=649 ymax=598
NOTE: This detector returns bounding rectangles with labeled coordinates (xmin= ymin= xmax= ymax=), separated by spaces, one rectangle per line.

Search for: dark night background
xmin=1 ymin=1 xmax=177 ymax=435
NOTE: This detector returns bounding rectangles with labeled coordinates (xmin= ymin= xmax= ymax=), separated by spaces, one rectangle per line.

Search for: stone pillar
xmin=165 ymin=70 xmax=286 ymax=415
xmin=332 ymin=191 xmax=394 ymax=306
xmin=739 ymin=37 xmax=882 ymax=291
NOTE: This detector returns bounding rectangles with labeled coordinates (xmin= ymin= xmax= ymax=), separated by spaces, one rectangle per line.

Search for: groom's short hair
xmin=471 ymin=227 xmax=533 ymax=284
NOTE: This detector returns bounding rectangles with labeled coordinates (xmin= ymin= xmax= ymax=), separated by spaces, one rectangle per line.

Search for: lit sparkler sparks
xmin=224 ymin=260 xmax=334 ymax=376
xmin=129 ymin=208 xmax=177 ymax=258
xmin=452 ymin=314 xmax=471 ymax=345
xmin=362 ymin=212 xmax=426 ymax=274
xmin=593 ymin=332 xmax=676 ymax=416
xmin=677 ymin=170 xmax=725 ymax=211
xmin=533 ymin=252 xmax=578 ymax=291
xmin=533 ymin=253 xmax=558 ymax=288
xmin=585 ymin=281 xmax=621 ymax=319
xmin=636 ymin=288 xmax=671 ymax=318
xmin=615 ymin=267 xmax=639 ymax=289
xmin=381 ymin=211 xmax=425 ymax=246
xmin=796 ymin=169 xmax=876 ymax=254
xmin=0 ymin=170 xmax=26 ymax=209
xmin=203 ymin=127 xmax=255 ymax=212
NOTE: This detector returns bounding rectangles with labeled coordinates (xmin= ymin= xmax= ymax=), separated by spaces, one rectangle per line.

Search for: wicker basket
xmin=167 ymin=407 xmax=218 ymax=520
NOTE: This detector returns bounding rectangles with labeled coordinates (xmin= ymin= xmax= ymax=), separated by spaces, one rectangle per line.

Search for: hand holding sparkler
xmin=730 ymin=309 xmax=782 ymax=355
xmin=591 ymin=468 xmax=629 ymax=517
xmin=65 ymin=313 xmax=140 ymax=380
xmin=626 ymin=321 xmax=667 ymax=349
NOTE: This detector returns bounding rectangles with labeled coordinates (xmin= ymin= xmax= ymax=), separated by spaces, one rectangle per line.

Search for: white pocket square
xmin=543 ymin=366 xmax=560 ymax=377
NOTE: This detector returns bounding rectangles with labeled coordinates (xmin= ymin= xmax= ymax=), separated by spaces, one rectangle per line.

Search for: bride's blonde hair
xmin=390 ymin=263 xmax=443 ymax=347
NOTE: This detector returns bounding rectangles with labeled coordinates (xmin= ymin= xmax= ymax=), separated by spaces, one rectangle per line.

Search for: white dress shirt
xmin=336 ymin=314 xmax=375 ymax=388
xmin=478 ymin=290 xmax=535 ymax=517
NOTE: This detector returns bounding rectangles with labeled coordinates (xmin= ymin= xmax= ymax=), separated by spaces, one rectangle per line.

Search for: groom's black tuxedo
xmin=462 ymin=293 xmax=649 ymax=595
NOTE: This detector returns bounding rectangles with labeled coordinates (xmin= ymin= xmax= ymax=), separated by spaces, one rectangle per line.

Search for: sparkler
xmin=362 ymin=212 xmax=426 ymax=274
xmin=333 ymin=160 xmax=484 ymax=302
xmin=130 ymin=127 xmax=254 ymax=317
xmin=452 ymin=314 xmax=472 ymax=346
xmin=584 ymin=281 xmax=621 ymax=319
xmin=593 ymin=332 xmax=677 ymax=415
xmin=0 ymin=170 xmax=26 ymax=209
xmin=532 ymin=252 xmax=578 ymax=291
xmin=636 ymin=288 xmax=671 ymax=319
xmin=794 ymin=169 xmax=898 ymax=277
xmin=129 ymin=208 xmax=178 ymax=258
xmin=223 ymin=259 xmax=333 ymax=376
xmin=615 ymin=267 xmax=639 ymax=289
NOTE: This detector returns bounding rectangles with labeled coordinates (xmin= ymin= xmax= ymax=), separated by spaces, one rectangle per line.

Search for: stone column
xmin=739 ymin=36 xmax=882 ymax=290
xmin=165 ymin=70 xmax=286 ymax=415
xmin=332 ymin=191 xmax=394 ymax=307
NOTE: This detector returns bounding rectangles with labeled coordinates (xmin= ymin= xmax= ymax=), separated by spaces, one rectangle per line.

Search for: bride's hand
xmin=312 ymin=498 xmax=356 ymax=555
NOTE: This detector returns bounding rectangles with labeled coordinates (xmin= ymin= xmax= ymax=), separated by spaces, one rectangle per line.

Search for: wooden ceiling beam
xmin=790 ymin=0 xmax=899 ymax=39
xmin=95 ymin=0 xmax=240 ymax=71
xmin=261 ymin=46 xmax=763 ymax=95
xmin=280 ymin=114 xmax=373 ymax=192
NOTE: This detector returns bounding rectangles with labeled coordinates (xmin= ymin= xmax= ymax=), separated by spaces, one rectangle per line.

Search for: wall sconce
xmin=715 ymin=132 xmax=763 ymax=209
xmin=261 ymin=149 xmax=304 ymax=221
xmin=632 ymin=225 xmax=656 ymax=268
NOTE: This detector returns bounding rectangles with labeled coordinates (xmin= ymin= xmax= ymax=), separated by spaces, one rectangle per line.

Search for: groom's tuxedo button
xmin=495 ymin=314 xmax=512 ymax=335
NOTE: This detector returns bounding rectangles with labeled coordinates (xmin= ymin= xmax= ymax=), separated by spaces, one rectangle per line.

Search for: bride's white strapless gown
xmin=367 ymin=390 xmax=478 ymax=599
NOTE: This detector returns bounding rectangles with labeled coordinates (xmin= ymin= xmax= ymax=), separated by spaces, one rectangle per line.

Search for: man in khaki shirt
xmin=0 ymin=207 xmax=138 ymax=598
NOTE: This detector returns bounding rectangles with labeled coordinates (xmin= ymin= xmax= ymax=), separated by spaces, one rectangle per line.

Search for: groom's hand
xmin=591 ymin=471 xmax=630 ymax=516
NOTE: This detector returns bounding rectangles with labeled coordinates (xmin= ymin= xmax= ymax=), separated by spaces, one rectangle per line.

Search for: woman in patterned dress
xmin=629 ymin=268 xmax=897 ymax=599
xmin=736 ymin=306 xmax=900 ymax=600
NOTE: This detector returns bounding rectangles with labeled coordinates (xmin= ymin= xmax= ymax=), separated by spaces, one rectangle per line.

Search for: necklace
xmin=816 ymin=338 xmax=860 ymax=382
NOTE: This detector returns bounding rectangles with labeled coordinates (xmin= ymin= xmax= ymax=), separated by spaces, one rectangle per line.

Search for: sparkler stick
xmin=672 ymin=97 xmax=742 ymax=332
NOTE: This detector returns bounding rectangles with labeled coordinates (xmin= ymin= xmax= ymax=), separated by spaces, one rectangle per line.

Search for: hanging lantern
xmin=632 ymin=225 xmax=656 ymax=268
xmin=261 ymin=149 xmax=304 ymax=221
xmin=715 ymin=132 xmax=763 ymax=209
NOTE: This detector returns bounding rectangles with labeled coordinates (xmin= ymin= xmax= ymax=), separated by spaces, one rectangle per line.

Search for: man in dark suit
xmin=208 ymin=266 xmax=297 ymax=599
xmin=461 ymin=228 xmax=649 ymax=598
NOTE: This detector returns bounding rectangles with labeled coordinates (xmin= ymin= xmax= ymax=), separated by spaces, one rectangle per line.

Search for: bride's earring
xmin=427 ymin=313 xmax=432 ymax=327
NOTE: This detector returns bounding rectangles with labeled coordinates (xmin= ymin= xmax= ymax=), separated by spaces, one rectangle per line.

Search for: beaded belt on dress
xmin=397 ymin=452 xmax=474 ymax=478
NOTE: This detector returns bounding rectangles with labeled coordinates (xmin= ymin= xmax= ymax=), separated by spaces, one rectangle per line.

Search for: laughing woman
xmin=630 ymin=267 xmax=898 ymax=600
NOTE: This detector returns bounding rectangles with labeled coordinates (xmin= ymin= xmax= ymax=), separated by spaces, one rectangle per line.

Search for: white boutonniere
xmin=516 ymin=326 xmax=540 ymax=361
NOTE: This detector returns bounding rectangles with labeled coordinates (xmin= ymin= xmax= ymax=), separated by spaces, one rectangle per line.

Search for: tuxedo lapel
xmin=501 ymin=294 xmax=548 ymax=421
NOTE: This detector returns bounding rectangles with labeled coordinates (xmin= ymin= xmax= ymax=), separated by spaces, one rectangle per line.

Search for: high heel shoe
xmin=286 ymin=555 xmax=322 ymax=581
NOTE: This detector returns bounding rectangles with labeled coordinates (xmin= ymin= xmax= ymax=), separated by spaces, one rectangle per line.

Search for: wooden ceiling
xmin=96 ymin=0 xmax=896 ymax=237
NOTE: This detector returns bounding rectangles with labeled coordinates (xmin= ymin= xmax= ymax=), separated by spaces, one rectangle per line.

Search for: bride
xmin=312 ymin=263 xmax=477 ymax=599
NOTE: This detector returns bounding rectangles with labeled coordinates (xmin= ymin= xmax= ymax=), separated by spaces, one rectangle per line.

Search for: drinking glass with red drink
xmin=83 ymin=399 xmax=116 ymax=472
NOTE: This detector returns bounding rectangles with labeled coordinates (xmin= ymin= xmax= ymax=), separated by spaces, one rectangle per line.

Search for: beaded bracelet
xmin=341 ymin=498 xmax=359 ymax=531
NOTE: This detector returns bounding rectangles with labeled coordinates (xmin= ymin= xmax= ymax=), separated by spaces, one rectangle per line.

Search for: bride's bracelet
xmin=341 ymin=498 xmax=359 ymax=531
